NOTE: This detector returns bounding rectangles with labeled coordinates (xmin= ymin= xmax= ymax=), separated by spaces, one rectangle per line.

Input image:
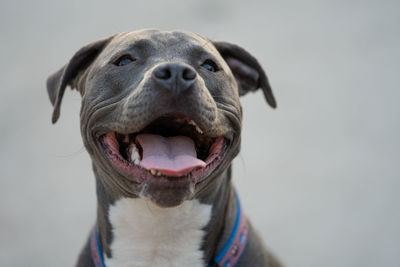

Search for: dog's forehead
xmin=104 ymin=29 xmax=218 ymax=58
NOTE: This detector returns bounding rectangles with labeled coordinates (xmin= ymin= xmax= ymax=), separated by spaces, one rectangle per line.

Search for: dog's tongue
xmin=136 ymin=134 xmax=206 ymax=176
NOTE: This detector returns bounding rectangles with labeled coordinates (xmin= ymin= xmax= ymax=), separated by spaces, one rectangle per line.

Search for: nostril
xmin=153 ymin=64 xmax=196 ymax=93
xmin=154 ymin=67 xmax=172 ymax=80
xmin=182 ymin=68 xmax=196 ymax=81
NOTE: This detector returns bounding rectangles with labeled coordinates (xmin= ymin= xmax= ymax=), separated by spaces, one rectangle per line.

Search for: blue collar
xmin=90 ymin=192 xmax=248 ymax=267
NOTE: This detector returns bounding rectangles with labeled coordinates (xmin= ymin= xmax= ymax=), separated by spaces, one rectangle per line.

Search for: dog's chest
xmin=105 ymin=198 xmax=212 ymax=267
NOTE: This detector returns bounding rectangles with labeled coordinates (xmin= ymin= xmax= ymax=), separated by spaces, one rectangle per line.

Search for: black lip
xmin=91 ymin=112 xmax=235 ymax=143
xmin=93 ymin=126 xmax=233 ymax=145
xmin=93 ymin=126 xmax=111 ymax=140
xmin=95 ymin=131 xmax=232 ymax=183
xmin=90 ymin=111 xmax=234 ymax=185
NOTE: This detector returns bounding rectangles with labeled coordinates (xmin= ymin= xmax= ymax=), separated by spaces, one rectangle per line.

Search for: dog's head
xmin=47 ymin=29 xmax=276 ymax=207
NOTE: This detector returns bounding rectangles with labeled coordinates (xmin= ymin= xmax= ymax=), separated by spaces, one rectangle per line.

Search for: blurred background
xmin=1 ymin=0 xmax=399 ymax=266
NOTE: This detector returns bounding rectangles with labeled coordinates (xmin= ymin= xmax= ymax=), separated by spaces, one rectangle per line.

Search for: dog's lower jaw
xmin=92 ymin=165 xmax=236 ymax=266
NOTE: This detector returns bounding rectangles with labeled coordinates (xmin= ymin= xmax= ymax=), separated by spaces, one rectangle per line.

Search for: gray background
xmin=1 ymin=0 xmax=399 ymax=266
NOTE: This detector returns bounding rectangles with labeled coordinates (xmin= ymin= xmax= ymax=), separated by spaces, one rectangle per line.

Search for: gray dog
xmin=47 ymin=29 xmax=282 ymax=267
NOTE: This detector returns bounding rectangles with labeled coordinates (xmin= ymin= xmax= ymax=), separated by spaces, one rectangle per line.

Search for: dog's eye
xmin=114 ymin=55 xmax=136 ymax=66
xmin=201 ymin=60 xmax=219 ymax=72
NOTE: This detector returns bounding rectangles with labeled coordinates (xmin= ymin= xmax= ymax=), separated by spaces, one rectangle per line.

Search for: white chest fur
xmin=105 ymin=198 xmax=212 ymax=267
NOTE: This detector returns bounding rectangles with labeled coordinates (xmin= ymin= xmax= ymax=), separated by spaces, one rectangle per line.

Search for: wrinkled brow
xmin=187 ymin=44 xmax=215 ymax=59
xmin=127 ymin=39 xmax=155 ymax=52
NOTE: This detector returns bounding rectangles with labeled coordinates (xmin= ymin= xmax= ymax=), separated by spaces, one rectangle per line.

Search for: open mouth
xmin=97 ymin=114 xmax=229 ymax=184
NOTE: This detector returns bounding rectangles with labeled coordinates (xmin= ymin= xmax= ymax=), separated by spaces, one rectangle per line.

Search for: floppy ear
xmin=212 ymin=41 xmax=276 ymax=108
xmin=47 ymin=36 xmax=114 ymax=123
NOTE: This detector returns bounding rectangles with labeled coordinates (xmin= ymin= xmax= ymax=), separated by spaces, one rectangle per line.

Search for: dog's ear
xmin=47 ymin=36 xmax=114 ymax=123
xmin=212 ymin=41 xmax=276 ymax=108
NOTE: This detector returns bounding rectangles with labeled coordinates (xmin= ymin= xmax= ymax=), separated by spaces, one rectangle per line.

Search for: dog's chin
xmin=138 ymin=176 xmax=195 ymax=207
xmin=94 ymin=113 xmax=232 ymax=207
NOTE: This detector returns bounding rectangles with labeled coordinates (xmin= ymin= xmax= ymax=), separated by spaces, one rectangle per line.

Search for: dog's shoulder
xmin=237 ymin=221 xmax=284 ymax=267
xmin=75 ymin=236 xmax=95 ymax=267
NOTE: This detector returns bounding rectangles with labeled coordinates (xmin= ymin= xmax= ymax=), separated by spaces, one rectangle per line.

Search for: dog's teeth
xmin=130 ymin=144 xmax=141 ymax=164
xmin=132 ymin=151 xmax=140 ymax=161
xmin=150 ymin=169 xmax=156 ymax=175
xmin=188 ymin=120 xmax=204 ymax=134
xmin=129 ymin=143 xmax=137 ymax=152
xmin=195 ymin=125 xmax=204 ymax=134
xmin=156 ymin=171 xmax=162 ymax=176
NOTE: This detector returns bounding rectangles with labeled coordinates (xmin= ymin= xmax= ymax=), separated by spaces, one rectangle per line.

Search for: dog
xmin=47 ymin=29 xmax=282 ymax=267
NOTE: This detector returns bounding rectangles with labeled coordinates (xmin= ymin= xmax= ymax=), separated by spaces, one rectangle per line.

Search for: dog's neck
xmin=93 ymin=166 xmax=237 ymax=266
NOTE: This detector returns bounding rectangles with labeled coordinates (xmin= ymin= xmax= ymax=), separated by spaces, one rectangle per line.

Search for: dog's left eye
xmin=114 ymin=55 xmax=136 ymax=66
xmin=201 ymin=59 xmax=220 ymax=72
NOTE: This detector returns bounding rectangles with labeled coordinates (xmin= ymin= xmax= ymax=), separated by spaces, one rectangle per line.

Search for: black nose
xmin=152 ymin=63 xmax=197 ymax=94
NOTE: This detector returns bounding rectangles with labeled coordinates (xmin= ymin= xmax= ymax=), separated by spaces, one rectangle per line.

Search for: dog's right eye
xmin=114 ymin=55 xmax=136 ymax=66
xmin=201 ymin=59 xmax=220 ymax=72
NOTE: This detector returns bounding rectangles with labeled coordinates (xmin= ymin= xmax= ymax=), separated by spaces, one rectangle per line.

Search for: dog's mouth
xmin=97 ymin=114 xmax=230 ymax=184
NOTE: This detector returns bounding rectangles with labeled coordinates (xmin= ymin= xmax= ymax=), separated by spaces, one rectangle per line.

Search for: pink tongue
xmin=136 ymin=134 xmax=206 ymax=177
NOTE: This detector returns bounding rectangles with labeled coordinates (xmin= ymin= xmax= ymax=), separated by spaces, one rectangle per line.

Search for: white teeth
xmin=150 ymin=169 xmax=162 ymax=176
xmin=130 ymin=143 xmax=161 ymax=176
xmin=195 ymin=125 xmax=204 ymax=134
xmin=188 ymin=120 xmax=204 ymax=134
xmin=130 ymin=143 xmax=141 ymax=164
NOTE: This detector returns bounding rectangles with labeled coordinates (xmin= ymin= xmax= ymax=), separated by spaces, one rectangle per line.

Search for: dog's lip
xmin=92 ymin=125 xmax=234 ymax=142
xmin=93 ymin=128 xmax=232 ymax=184
xmin=93 ymin=126 xmax=114 ymax=139
xmin=90 ymin=111 xmax=234 ymax=185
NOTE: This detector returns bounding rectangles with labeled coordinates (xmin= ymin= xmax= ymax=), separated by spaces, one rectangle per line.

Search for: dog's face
xmin=47 ymin=29 xmax=275 ymax=207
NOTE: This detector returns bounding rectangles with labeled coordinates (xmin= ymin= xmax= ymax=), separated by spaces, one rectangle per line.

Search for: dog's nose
xmin=152 ymin=63 xmax=197 ymax=94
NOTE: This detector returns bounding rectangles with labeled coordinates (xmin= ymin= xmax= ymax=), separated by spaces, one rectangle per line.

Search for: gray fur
xmin=47 ymin=29 xmax=282 ymax=266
